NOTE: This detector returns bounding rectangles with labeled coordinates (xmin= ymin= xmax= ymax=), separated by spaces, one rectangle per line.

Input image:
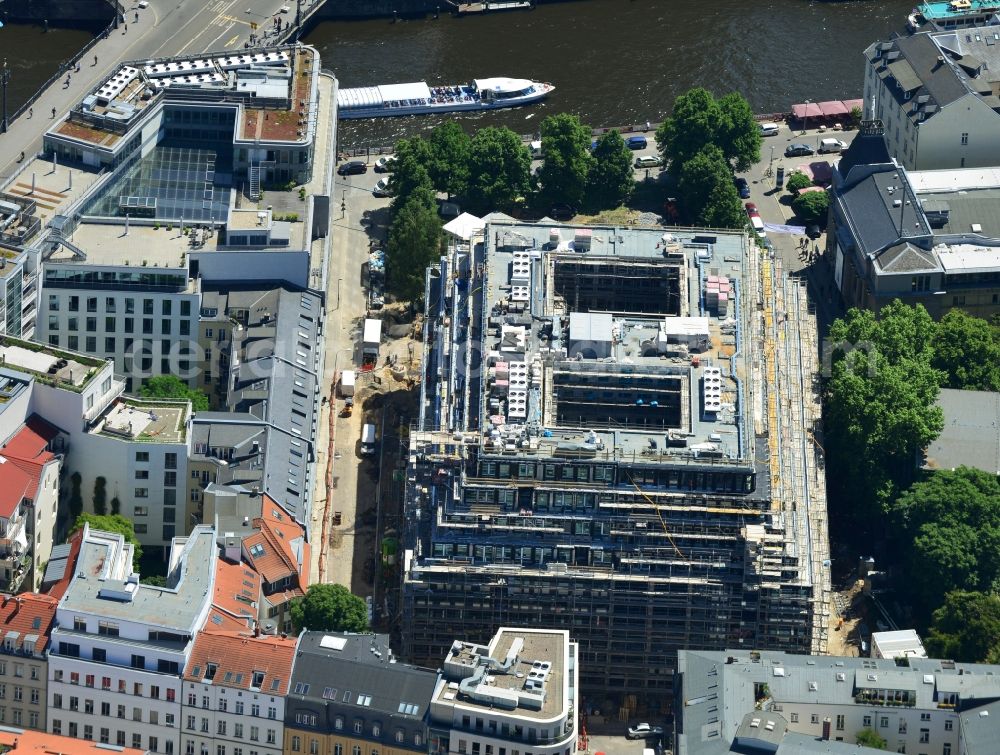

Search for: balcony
xmin=854 ymin=689 xmax=916 ymax=707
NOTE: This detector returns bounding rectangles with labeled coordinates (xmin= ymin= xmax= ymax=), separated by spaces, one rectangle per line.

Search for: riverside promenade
xmin=0 ymin=0 xmax=305 ymax=184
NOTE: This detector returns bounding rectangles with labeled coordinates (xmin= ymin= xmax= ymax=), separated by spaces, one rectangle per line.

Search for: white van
xmin=819 ymin=137 xmax=847 ymax=153
xmin=530 ymin=140 xmax=544 ymax=159
xmin=361 ymin=423 xmax=376 ymax=455
xmin=759 ymin=122 xmax=780 ymax=137
xmin=750 ymin=215 xmax=767 ymax=237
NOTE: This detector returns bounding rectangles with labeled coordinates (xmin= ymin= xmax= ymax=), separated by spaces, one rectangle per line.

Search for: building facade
xmin=46 ymin=524 xmax=216 ymax=753
xmin=674 ymin=648 xmax=1000 ymax=755
xmin=0 ymin=593 xmax=57 ymax=731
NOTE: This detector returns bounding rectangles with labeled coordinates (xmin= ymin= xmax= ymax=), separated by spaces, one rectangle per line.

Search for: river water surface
xmin=304 ymin=0 xmax=914 ymax=146
xmin=0 ymin=22 xmax=100 ymax=114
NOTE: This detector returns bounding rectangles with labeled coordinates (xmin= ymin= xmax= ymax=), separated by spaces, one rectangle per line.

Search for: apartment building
xmin=830 ymin=122 xmax=1000 ymax=318
xmin=283 ymin=633 xmax=437 ymax=755
xmin=180 ymin=632 xmax=295 ymax=755
xmin=46 ymin=523 xmax=217 ymax=753
xmin=0 ymin=417 xmax=61 ymax=592
xmin=0 ymin=245 xmax=41 ymax=340
xmin=864 ymin=27 xmax=1000 ymax=171
xmin=188 ymin=285 xmax=324 ymax=528
xmin=675 ymin=648 xmax=1000 ymax=754
xmin=401 ymin=221 xmax=830 ymax=705
xmin=427 ymin=629 xmax=578 ymax=755
xmin=210 ymin=487 xmax=309 ymax=634
xmin=0 ymin=593 xmax=57 ymax=731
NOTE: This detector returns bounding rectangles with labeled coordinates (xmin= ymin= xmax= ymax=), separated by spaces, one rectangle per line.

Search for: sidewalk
xmin=0 ymin=20 xmax=157 ymax=186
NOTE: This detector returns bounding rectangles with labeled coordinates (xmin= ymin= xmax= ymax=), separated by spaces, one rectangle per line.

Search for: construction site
xmin=397 ymin=220 xmax=831 ymax=715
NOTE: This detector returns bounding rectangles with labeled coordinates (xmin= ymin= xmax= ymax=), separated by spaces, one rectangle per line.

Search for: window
xmin=133 ymin=707 xmax=142 ymax=721
xmin=899 ymin=720 xmax=907 ymax=734
xmin=266 ymin=731 xmax=275 ymax=745
xmin=310 ymin=741 xmax=318 ymax=755
xmin=863 ymin=716 xmax=872 ymax=727
xmin=836 ymin=715 xmax=844 ymax=731
xmin=880 ymin=717 xmax=889 ymax=729
xmin=134 ymin=506 xmax=148 ymax=516
xmin=291 ymin=737 xmax=301 ymax=753
xmin=144 ymin=300 xmax=154 ymax=315
xmin=961 ymin=132 xmax=969 ymax=145
xmin=187 ymin=716 xmax=195 ymax=730
xmin=944 ymin=719 xmax=953 ymax=731
xmin=943 ymin=744 xmax=952 ymax=755
xmin=810 ymin=715 xmax=819 ymax=725
xmin=83 ymin=724 xmax=92 ymax=740
xmin=86 ymin=317 xmax=96 ymax=332
xmin=134 ymin=488 xmax=148 ymax=499
xmin=53 ymin=719 xmax=61 ymax=736
xmin=355 ymin=721 xmax=363 ymax=733
xmin=235 ymin=723 xmax=243 ymax=738
xmin=53 ymin=694 xmax=62 ymax=709
xmin=921 ymin=713 xmax=931 ymax=721
xmin=100 ymin=728 xmax=110 ymax=744
xmin=133 ymin=734 xmax=142 ymax=750
xmin=920 ymin=729 xmax=929 ymax=743
xmin=98 ymin=621 xmax=119 ymax=636
xmin=87 ymin=297 xmax=98 ymax=313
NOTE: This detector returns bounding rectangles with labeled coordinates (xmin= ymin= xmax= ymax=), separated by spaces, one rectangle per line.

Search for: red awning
xmin=792 ymin=102 xmax=823 ymax=119
xmin=818 ymin=100 xmax=849 ymax=117
xmin=809 ymin=161 xmax=833 ymax=185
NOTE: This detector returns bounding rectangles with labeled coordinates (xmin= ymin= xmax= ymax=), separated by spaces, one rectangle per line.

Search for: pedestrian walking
xmin=94 ymin=54 xmax=98 ymax=66
xmin=51 ymin=107 xmax=56 ymax=118
xmin=134 ymin=11 xmax=138 ymax=22
xmin=28 ymin=108 xmax=33 ymax=119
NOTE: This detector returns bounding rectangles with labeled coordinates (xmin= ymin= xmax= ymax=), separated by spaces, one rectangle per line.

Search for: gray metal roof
xmin=924 ymin=388 xmax=1000 ymax=473
xmin=836 ymin=165 xmax=933 ymax=257
xmin=41 ymin=543 xmax=73 ymax=586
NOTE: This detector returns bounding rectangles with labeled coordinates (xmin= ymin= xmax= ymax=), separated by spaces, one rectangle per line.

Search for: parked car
xmin=744 ymin=202 xmax=759 ymax=218
xmin=785 ymin=144 xmax=815 ymax=157
xmin=760 ymin=122 xmax=780 ymax=137
xmin=818 ymin=138 xmax=848 ymax=154
xmin=549 ymin=204 xmax=577 ymax=221
xmin=627 ymin=724 xmax=664 ymax=740
xmin=626 ymin=135 xmax=648 ymax=150
xmin=337 ymin=160 xmax=367 ymax=176
xmin=372 ymin=178 xmax=392 ymax=198
xmin=635 ymin=155 xmax=662 ymax=169
xmin=734 ymin=176 xmax=750 ymax=198
xmin=374 ymin=155 xmax=396 ymax=172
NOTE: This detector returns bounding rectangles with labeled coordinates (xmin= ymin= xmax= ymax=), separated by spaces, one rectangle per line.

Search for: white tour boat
xmin=336 ymin=77 xmax=554 ymax=119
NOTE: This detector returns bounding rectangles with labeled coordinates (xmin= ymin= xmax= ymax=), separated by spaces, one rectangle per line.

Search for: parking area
xmin=585 ymin=734 xmax=667 ymax=755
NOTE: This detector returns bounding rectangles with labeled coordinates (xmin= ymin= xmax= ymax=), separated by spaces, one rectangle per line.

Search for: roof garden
xmin=0 ymin=337 xmax=106 ymax=393
xmin=93 ymin=397 xmax=189 ymax=443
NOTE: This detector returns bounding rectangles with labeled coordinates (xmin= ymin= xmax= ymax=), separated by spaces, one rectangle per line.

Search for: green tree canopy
xmin=387 ymin=185 xmax=443 ymax=300
xmin=388 ymin=136 xmax=435 ymax=212
xmin=931 ymin=309 xmax=1000 ymax=391
xmin=890 ymin=467 xmax=1000 ymax=611
xmin=427 ymin=122 xmax=471 ymax=199
xmin=139 ymin=375 xmax=209 ymax=411
xmin=290 ymin=583 xmax=368 ymax=633
xmin=655 ymin=88 xmax=760 ymax=172
xmin=465 ymin=127 xmax=532 ymax=215
xmin=854 ymin=729 xmax=887 ymax=750
xmin=785 ymin=171 xmax=813 ymax=194
xmin=70 ymin=513 xmax=142 ymax=570
xmin=677 ymin=144 xmax=744 ymax=226
xmin=586 ymin=130 xmax=634 ymax=212
xmin=925 ymin=590 xmax=1000 ymax=662
xmin=791 ymin=189 xmax=830 ymax=225
xmin=701 ymin=181 xmax=746 ymax=229
xmin=537 ymin=113 xmax=594 ymax=209
xmin=824 ymin=303 xmax=945 ymax=522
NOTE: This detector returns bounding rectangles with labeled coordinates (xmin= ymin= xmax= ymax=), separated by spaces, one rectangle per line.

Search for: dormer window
xmin=251 ymin=671 xmax=265 ymax=689
xmin=205 ymin=663 xmax=218 ymax=681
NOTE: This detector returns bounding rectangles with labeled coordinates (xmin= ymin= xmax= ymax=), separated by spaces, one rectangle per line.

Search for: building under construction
xmin=400 ymin=220 xmax=830 ymax=710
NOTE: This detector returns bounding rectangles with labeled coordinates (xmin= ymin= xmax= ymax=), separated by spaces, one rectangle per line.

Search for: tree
xmin=931 ymin=309 xmax=1000 ymax=391
xmin=792 ymin=189 xmax=830 ymax=225
xmin=537 ymin=113 xmax=594 ymax=209
xmin=824 ymin=303 xmax=944 ymax=522
xmin=925 ymin=590 xmax=1000 ymax=662
xmin=139 ymin=375 xmax=209 ymax=411
xmin=465 ymin=126 xmax=532 ymax=215
xmin=655 ymin=88 xmax=760 ymax=173
xmin=848 ymin=105 xmax=863 ymax=128
xmin=855 ymin=729 xmax=887 ymax=750
xmin=69 ymin=471 xmax=83 ymax=520
xmin=785 ymin=171 xmax=813 ymax=194
xmin=389 ymin=136 xmax=435 ymax=213
xmin=890 ymin=467 xmax=1000 ymax=612
xmin=717 ymin=92 xmax=763 ymax=172
xmin=677 ymin=144 xmax=739 ymax=224
xmin=656 ymin=87 xmax=721 ymax=172
xmin=141 ymin=575 xmax=167 ymax=587
xmin=586 ymin=130 xmax=634 ymax=211
xmin=701 ymin=181 xmax=746 ymax=229
xmin=427 ymin=122 xmax=471 ymax=199
xmin=290 ymin=583 xmax=368 ymax=633
xmin=93 ymin=476 xmax=107 ymax=516
xmin=70 ymin=513 xmax=142 ymax=570
xmin=387 ymin=185 xmax=444 ymax=300
xmin=110 ymin=496 xmax=121 ymax=515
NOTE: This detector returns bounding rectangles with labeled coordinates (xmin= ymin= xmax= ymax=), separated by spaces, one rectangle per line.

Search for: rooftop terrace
xmin=0 ymin=337 xmax=105 ymax=392
xmin=92 ymin=398 xmax=189 ymax=443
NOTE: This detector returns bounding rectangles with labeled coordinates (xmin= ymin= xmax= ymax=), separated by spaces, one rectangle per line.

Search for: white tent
xmin=443 ymin=212 xmax=485 ymax=241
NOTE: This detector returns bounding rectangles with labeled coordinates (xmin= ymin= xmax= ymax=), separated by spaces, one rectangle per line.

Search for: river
xmin=304 ymin=0 xmax=915 ymax=147
xmin=0 ymin=22 xmax=100 ymax=115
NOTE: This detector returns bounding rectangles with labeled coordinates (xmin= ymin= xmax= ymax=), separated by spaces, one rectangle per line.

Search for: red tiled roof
xmin=0 ymin=417 xmax=59 ymax=519
xmin=208 ymin=557 xmax=260 ymax=630
xmin=0 ymin=592 xmax=58 ymax=654
xmin=183 ymin=631 xmax=296 ymax=694
xmin=0 ymin=726 xmax=146 ymax=755
xmin=245 ymin=496 xmax=308 ymax=586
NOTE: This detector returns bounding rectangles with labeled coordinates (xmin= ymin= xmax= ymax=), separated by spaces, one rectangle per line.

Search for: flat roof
xmin=93 ymin=398 xmax=189 ymax=443
xmin=58 ymin=525 xmax=215 ymax=632
xmin=924 ymin=387 xmax=1000 ymax=473
xmin=0 ymin=338 xmax=105 ymax=391
xmin=872 ymin=629 xmax=928 ymax=658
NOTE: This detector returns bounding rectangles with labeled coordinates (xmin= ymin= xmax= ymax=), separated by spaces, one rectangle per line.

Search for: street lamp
xmin=1 ymin=59 xmax=10 ymax=135
xmin=802 ymin=99 xmax=811 ymax=136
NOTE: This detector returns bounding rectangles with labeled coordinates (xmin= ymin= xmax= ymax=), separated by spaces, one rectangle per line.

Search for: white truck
xmin=362 ymin=318 xmax=382 ymax=369
xmin=339 ymin=369 xmax=356 ymax=397
xmin=361 ymin=423 xmax=376 ymax=455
